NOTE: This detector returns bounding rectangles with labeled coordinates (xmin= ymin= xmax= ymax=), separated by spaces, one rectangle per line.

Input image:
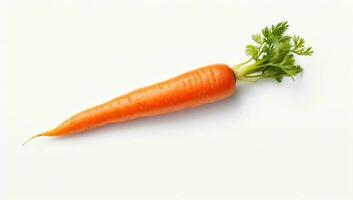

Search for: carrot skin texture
xmin=41 ymin=64 xmax=236 ymax=137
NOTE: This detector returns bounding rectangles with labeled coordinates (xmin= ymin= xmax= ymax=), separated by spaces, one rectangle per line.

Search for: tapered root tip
xmin=22 ymin=134 xmax=43 ymax=146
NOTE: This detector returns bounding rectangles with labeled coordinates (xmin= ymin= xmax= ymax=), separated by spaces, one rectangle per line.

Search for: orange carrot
xmin=24 ymin=22 xmax=313 ymax=144
xmin=25 ymin=64 xmax=235 ymax=142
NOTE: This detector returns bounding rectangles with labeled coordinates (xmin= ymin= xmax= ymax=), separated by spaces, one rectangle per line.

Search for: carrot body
xmin=40 ymin=64 xmax=236 ymax=137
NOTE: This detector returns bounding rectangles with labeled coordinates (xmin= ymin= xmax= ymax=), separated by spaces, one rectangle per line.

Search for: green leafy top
xmin=233 ymin=21 xmax=313 ymax=82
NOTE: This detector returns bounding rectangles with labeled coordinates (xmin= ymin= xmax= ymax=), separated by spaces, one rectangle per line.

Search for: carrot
xmin=24 ymin=21 xmax=313 ymax=144
xmin=25 ymin=64 xmax=235 ymax=141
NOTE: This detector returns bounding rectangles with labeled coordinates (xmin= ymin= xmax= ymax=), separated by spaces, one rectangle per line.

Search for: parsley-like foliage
xmin=233 ymin=21 xmax=313 ymax=82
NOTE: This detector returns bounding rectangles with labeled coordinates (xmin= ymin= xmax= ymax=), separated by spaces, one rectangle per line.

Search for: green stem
xmin=231 ymin=58 xmax=252 ymax=70
xmin=232 ymin=60 xmax=270 ymax=80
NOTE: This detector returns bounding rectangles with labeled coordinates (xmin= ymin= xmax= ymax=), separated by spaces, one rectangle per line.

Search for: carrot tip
xmin=22 ymin=134 xmax=43 ymax=146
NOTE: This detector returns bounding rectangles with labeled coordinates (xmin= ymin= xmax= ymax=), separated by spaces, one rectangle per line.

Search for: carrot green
xmin=232 ymin=21 xmax=313 ymax=82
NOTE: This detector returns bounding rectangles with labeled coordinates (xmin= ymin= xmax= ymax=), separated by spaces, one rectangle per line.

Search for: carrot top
xmin=232 ymin=21 xmax=313 ymax=82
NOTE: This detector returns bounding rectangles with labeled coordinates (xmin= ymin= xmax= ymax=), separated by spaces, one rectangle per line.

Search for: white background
xmin=2 ymin=0 xmax=353 ymax=199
